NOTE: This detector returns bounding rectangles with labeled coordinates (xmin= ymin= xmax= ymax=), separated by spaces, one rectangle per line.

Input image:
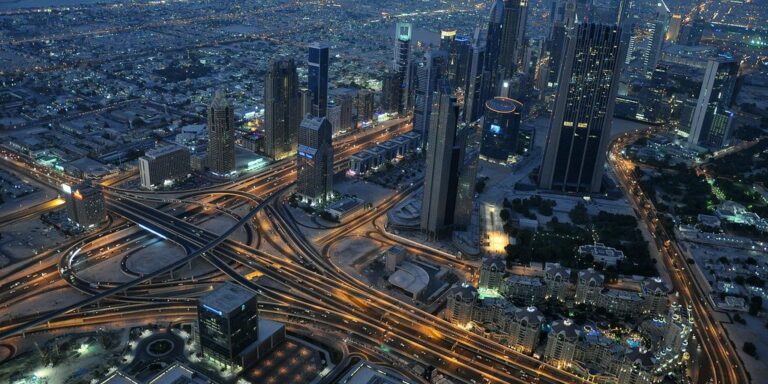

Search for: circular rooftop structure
xmin=485 ymin=97 xmax=522 ymax=114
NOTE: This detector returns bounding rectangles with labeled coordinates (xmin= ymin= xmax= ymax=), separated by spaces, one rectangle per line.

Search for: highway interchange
xmin=0 ymin=120 xmax=748 ymax=384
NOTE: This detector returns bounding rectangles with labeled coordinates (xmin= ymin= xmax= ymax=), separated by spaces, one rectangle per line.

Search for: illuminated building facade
xmin=688 ymin=57 xmax=739 ymax=149
xmin=296 ymin=116 xmax=334 ymax=204
xmin=138 ymin=145 xmax=191 ymax=189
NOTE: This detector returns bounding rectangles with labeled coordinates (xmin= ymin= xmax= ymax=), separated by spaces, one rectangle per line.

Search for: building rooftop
xmin=388 ymin=261 xmax=429 ymax=296
xmin=337 ymin=361 xmax=412 ymax=384
xmin=143 ymin=144 xmax=187 ymax=159
xmin=328 ymin=197 xmax=364 ymax=213
xmin=147 ymin=363 xmax=211 ymax=384
xmin=199 ymin=282 xmax=257 ymax=315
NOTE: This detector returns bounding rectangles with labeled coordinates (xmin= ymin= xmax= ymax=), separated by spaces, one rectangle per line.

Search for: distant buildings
xmin=64 ymin=180 xmax=105 ymax=228
xmin=686 ymin=57 xmax=739 ymax=149
xmin=207 ymin=90 xmax=236 ymax=175
xmin=138 ymin=145 xmax=190 ymax=189
xmin=308 ymin=43 xmax=330 ymax=118
xmin=381 ymin=71 xmax=402 ymax=114
xmin=197 ymin=282 xmax=285 ymax=369
xmin=539 ymin=23 xmax=623 ymax=193
xmin=264 ymin=58 xmax=300 ymax=160
xmin=296 ymin=116 xmax=333 ymax=204
xmin=480 ymin=97 xmax=523 ymax=164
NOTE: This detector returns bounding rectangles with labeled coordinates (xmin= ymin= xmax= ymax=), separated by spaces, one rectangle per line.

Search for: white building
xmin=138 ymin=145 xmax=191 ymax=189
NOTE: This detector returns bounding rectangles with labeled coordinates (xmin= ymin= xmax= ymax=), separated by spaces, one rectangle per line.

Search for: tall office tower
xmin=264 ymin=58 xmax=300 ymax=160
xmin=412 ymin=51 xmax=448 ymax=143
xmin=299 ymin=88 xmax=313 ymax=119
xmin=539 ymin=23 xmax=622 ymax=193
xmin=355 ymin=89 xmax=375 ymax=124
xmin=296 ymin=116 xmax=333 ymax=204
xmin=463 ymin=35 xmax=486 ymax=123
xmin=394 ymin=23 xmax=412 ymax=114
xmin=264 ymin=59 xmax=301 ymax=160
xmin=308 ymin=43 xmax=330 ymax=118
xmin=207 ymin=90 xmax=236 ymax=175
xmin=64 ymin=180 xmax=105 ymax=228
xmin=197 ymin=282 xmax=259 ymax=366
xmin=683 ymin=16 xmax=706 ymax=46
xmin=484 ymin=0 xmax=528 ymax=100
xmin=667 ymin=14 xmax=682 ymax=42
xmin=421 ymin=83 xmax=465 ymax=238
xmin=480 ymin=97 xmax=523 ymax=164
xmin=139 ymin=145 xmax=191 ymax=189
xmin=381 ymin=71 xmax=401 ymax=114
xmin=642 ymin=2 xmax=670 ymax=78
xmin=688 ymin=57 xmax=739 ymax=149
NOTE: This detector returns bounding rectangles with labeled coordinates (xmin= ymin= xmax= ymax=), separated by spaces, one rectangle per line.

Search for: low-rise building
xmin=577 ymin=243 xmax=625 ymax=266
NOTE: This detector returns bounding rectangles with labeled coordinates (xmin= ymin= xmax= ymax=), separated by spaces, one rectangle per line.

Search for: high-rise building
xmin=688 ymin=57 xmax=739 ymax=149
xmin=480 ymin=97 xmax=523 ymax=164
xmin=64 ymin=180 xmax=105 ymax=228
xmin=421 ymin=83 xmax=465 ymax=238
xmin=446 ymin=35 xmax=472 ymax=91
xmin=639 ymin=64 xmax=670 ymax=124
xmin=197 ymin=282 xmax=259 ymax=366
xmin=641 ymin=2 xmax=670 ymax=78
xmin=355 ymin=89 xmax=375 ymax=124
xmin=463 ymin=32 xmax=486 ymax=123
xmin=413 ymin=51 xmax=448 ymax=144
xmin=544 ymin=0 xmax=576 ymax=92
xmin=539 ymin=23 xmax=622 ymax=193
xmin=264 ymin=58 xmax=300 ymax=160
xmin=483 ymin=0 xmax=528 ymax=101
xmin=138 ymin=145 xmax=191 ymax=189
xmin=296 ymin=116 xmax=333 ymax=204
xmin=207 ymin=90 xmax=236 ymax=175
xmin=381 ymin=71 xmax=401 ymax=114
xmin=667 ymin=14 xmax=682 ymax=42
xmin=308 ymin=43 xmax=330 ymax=118
xmin=394 ymin=23 xmax=412 ymax=114
xmin=299 ymin=88 xmax=313 ymax=119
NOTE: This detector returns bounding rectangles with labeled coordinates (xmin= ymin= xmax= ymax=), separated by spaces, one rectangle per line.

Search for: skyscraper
xmin=296 ymin=116 xmax=333 ymax=204
xmin=381 ymin=71 xmax=401 ymax=114
xmin=539 ymin=23 xmax=623 ymax=193
xmin=421 ymin=82 xmax=465 ymax=238
xmin=483 ymin=0 xmax=528 ymax=101
xmin=197 ymin=282 xmax=259 ymax=367
xmin=463 ymin=34 xmax=486 ymax=123
xmin=139 ymin=145 xmax=191 ymax=189
xmin=299 ymin=88 xmax=313 ymax=119
xmin=412 ymin=51 xmax=448 ymax=143
xmin=480 ymin=97 xmax=523 ymax=164
xmin=545 ymin=0 xmax=576 ymax=91
xmin=394 ymin=23 xmax=412 ymax=114
xmin=264 ymin=58 xmax=300 ymax=160
xmin=207 ymin=90 xmax=236 ymax=175
xmin=308 ymin=43 xmax=329 ymax=118
xmin=688 ymin=57 xmax=739 ymax=149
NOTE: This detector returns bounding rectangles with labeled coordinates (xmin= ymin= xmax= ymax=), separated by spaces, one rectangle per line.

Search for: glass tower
xmin=308 ymin=43 xmax=329 ymax=118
